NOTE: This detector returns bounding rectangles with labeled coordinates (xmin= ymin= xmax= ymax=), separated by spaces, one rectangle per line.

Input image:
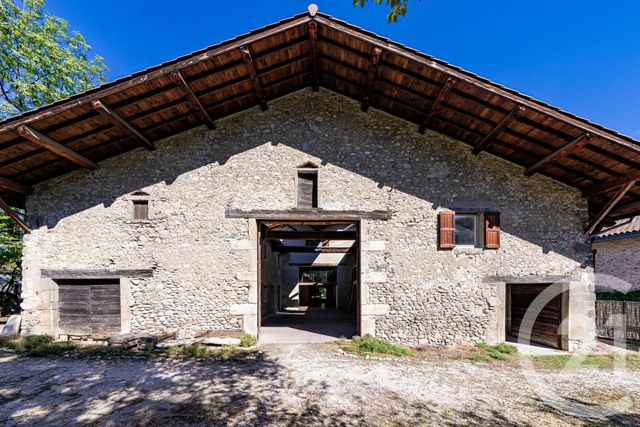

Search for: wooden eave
xmin=0 ymin=9 xmax=638 ymax=233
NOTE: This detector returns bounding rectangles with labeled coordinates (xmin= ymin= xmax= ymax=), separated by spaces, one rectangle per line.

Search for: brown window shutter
xmin=133 ymin=200 xmax=149 ymax=220
xmin=438 ymin=211 xmax=455 ymax=249
xmin=297 ymin=172 xmax=318 ymax=208
xmin=484 ymin=212 xmax=500 ymax=249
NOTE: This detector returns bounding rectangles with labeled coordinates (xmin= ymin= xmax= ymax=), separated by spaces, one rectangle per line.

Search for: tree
xmin=0 ymin=0 xmax=106 ymax=313
xmin=354 ymin=0 xmax=410 ymax=22
xmin=0 ymin=0 xmax=107 ymax=119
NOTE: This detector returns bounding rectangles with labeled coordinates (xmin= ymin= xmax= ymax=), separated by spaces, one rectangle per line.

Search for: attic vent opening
xmin=297 ymin=170 xmax=318 ymax=209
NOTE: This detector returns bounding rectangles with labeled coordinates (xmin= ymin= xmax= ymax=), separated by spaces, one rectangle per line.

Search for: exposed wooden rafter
xmin=265 ymin=230 xmax=357 ymax=240
xmin=271 ymin=245 xmax=353 ymax=254
xmin=16 ymin=125 xmax=97 ymax=170
xmin=0 ymin=176 xmax=30 ymax=195
xmin=361 ymin=47 xmax=383 ymax=112
xmin=92 ymin=100 xmax=155 ymax=150
xmin=585 ymin=179 xmax=638 ymax=235
xmin=472 ymin=105 xmax=525 ymax=155
xmin=0 ymin=197 xmax=30 ymax=233
xmin=419 ymin=77 xmax=456 ymax=133
xmin=584 ymin=169 xmax=640 ymax=198
xmin=611 ymin=200 xmax=640 ymax=218
xmin=170 ymin=70 xmax=215 ymax=129
xmin=239 ymin=45 xmax=268 ymax=111
xmin=525 ymin=133 xmax=592 ymax=177
xmin=308 ymin=21 xmax=319 ymax=91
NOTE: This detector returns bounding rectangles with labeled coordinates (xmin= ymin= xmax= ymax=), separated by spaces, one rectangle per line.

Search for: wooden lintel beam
xmin=170 ymin=70 xmax=215 ymax=129
xmin=239 ymin=45 xmax=268 ymax=111
xmin=16 ymin=125 xmax=97 ymax=170
xmin=308 ymin=21 xmax=319 ymax=91
xmin=92 ymin=100 xmax=155 ymax=150
xmin=265 ymin=230 xmax=357 ymax=240
xmin=525 ymin=133 xmax=592 ymax=177
xmin=585 ymin=179 xmax=638 ymax=235
xmin=0 ymin=197 xmax=30 ymax=233
xmin=419 ymin=77 xmax=456 ymax=133
xmin=361 ymin=47 xmax=383 ymax=112
xmin=472 ymin=105 xmax=525 ymax=155
xmin=585 ymin=169 xmax=640 ymax=198
xmin=272 ymin=245 xmax=353 ymax=254
xmin=0 ymin=176 xmax=30 ymax=195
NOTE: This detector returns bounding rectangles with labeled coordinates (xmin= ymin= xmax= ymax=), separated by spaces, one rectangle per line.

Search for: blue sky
xmin=45 ymin=1 xmax=640 ymax=138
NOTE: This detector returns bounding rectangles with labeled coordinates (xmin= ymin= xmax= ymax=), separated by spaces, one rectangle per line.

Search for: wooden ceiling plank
xmin=308 ymin=21 xmax=319 ymax=91
xmin=472 ymin=106 xmax=525 ymax=155
xmin=170 ymin=70 xmax=215 ymax=129
xmin=585 ymin=179 xmax=638 ymax=235
xmin=92 ymin=100 xmax=155 ymax=150
xmin=419 ymin=77 xmax=456 ymax=133
xmin=16 ymin=125 xmax=97 ymax=170
xmin=0 ymin=197 xmax=30 ymax=233
xmin=611 ymin=200 xmax=640 ymax=218
xmin=525 ymin=133 xmax=592 ymax=176
xmin=239 ymin=45 xmax=268 ymax=111
xmin=585 ymin=169 xmax=640 ymax=198
xmin=360 ymin=47 xmax=383 ymax=112
xmin=0 ymin=176 xmax=30 ymax=195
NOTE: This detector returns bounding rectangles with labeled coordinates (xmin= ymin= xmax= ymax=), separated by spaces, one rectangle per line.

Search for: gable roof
xmin=593 ymin=216 xmax=640 ymax=241
xmin=0 ymin=5 xmax=638 ymax=232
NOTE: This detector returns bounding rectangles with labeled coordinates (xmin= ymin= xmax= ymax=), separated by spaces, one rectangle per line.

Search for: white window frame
xmin=454 ymin=212 xmax=484 ymax=249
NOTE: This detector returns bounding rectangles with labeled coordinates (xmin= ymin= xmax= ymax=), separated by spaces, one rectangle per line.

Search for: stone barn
xmin=593 ymin=216 xmax=640 ymax=292
xmin=0 ymin=6 xmax=638 ymax=350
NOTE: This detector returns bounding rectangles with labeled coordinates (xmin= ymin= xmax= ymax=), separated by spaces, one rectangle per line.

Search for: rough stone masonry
xmin=20 ymin=89 xmax=596 ymax=348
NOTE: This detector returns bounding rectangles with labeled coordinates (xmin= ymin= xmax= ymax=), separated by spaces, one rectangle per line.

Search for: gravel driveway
xmin=0 ymin=344 xmax=638 ymax=426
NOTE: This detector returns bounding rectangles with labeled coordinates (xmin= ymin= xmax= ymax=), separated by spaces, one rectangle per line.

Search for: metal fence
xmin=596 ymin=300 xmax=640 ymax=341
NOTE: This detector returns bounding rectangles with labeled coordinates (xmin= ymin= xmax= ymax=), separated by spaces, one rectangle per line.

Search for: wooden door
xmin=509 ymin=284 xmax=563 ymax=349
xmin=58 ymin=279 xmax=121 ymax=337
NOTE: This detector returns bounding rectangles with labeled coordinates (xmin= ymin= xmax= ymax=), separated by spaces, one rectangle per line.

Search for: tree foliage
xmin=0 ymin=207 xmax=24 ymax=314
xmin=0 ymin=0 xmax=107 ymax=119
xmin=354 ymin=0 xmax=410 ymax=22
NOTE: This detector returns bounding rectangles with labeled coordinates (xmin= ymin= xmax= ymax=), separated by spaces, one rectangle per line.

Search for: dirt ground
xmin=0 ymin=343 xmax=638 ymax=426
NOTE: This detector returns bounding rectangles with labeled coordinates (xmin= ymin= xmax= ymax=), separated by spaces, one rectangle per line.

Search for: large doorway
xmin=258 ymin=221 xmax=359 ymax=344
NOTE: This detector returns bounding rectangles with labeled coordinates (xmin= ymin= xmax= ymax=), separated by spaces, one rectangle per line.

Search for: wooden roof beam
xmin=419 ymin=77 xmax=456 ymax=133
xmin=361 ymin=47 xmax=383 ymax=112
xmin=473 ymin=105 xmax=525 ymax=155
xmin=585 ymin=179 xmax=638 ymax=235
xmin=170 ymin=70 xmax=215 ymax=130
xmin=16 ymin=125 xmax=97 ymax=170
xmin=585 ymin=169 xmax=640 ymax=199
xmin=610 ymin=200 xmax=640 ymax=218
xmin=92 ymin=100 xmax=155 ymax=150
xmin=0 ymin=197 xmax=30 ymax=233
xmin=0 ymin=176 xmax=30 ymax=195
xmin=525 ymin=133 xmax=592 ymax=177
xmin=239 ymin=46 xmax=268 ymax=111
xmin=265 ymin=230 xmax=357 ymax=240
xmin=308 ymin=21 xmax=319 ymax=91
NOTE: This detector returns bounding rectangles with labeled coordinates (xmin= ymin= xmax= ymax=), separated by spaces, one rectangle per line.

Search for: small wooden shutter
xmin=297 ymin=172 xmax=318 ymax=208
xmin=133 ymin=200 xmax=149 ymax=220
xmin=484 ymin=211 xmax=500 ymax=249
xmin=438 ymin=211 xmax=455 ymax=249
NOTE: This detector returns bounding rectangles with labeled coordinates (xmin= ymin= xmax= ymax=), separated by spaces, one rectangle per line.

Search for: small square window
xmin=133 ymin=200 xmax=149 ymax=220
xmin=455 ymin=213 xmax=478 ymax=247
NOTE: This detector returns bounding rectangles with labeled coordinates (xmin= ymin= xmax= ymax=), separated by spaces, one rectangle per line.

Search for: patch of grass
xmin=531 ymin=354 xmax=640 ymax=370
xmin=80 ymin=345 xmax=126 ymax=358
xmin=26 ymin=340 xmax=76 ymax=357
xmin=240 ymin=334 xmax=257 ymax=348
xmin=22 ymin=335 xmax=53 ymax=350
xmin=165 ymin=343 xmax=257 ymax=359
xmin=470 ymin=342 xmax=518 ymax=362
xmin=341 ymin=334 xmax=413 ymax=357
xmin=0 ymin=336 xmax=21 ymax=349
xmin=166 ymin=343 xmax=209 ymax=358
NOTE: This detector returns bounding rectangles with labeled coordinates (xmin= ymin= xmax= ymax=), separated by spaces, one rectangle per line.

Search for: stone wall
xmin=21 ymin=89 xmax=594 ymax=345
xmin=594 ymin=236 xmax=640 ymax=292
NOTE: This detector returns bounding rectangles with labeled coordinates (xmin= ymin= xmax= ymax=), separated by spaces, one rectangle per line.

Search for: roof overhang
xmin=0 ymin=6 xmax=639 ymax=234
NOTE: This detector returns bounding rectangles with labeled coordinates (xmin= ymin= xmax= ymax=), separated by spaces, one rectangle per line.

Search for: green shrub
xmin=22 ymin=335 xmax=53 ymax=350
xmin=596 ymin=291 xmax=640 ymax=302
xmin=27 ymin=340 xmax=76 ymax=357
xmin=166 ymin=343 xmax=209 ymax=358
xmin=342 ymin=334 xmax=412 ymax=357
xmin=240 ymin=334 xmax=257 ymax=348
xmin=0 ymin=336 xmax=21 ymax=349
xmin=80 ymin=345 xmax=123 ymax=358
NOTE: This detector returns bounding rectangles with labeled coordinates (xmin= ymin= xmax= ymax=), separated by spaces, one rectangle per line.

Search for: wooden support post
xmin=308 ymin=21 xmax=319 ymax=91
xmin=92 ymin=100 xmax=155 ymax=150
xmin=239 ymin=45 xmax=268 ymax=111
xmin=585 ymin=179 xmax=638 ymax=235
xmin=584 ymin=169 xmax=640 ymax=198
xmin=419 ymin=77 xmax=456 ymax=133
xmin=16 ymin=125 xmax=97 ymax=170
xmin=0 ymin=176 xmax=30 ymax=195
xmin=170 ymin=70 xmax=215 ymax=129
xmin=472 ymin=105 xmax=525 ymax=155
xmin=525 ymin=133 xmax=591 ymax=176
xmin=361 ymin=47 xmax=383 ymax=112
xmin=0 ymin=197 xmax=30 ymax=233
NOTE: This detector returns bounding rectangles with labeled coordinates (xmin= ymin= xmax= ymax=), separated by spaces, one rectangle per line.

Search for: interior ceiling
xmin=0 ymin=9 xmax=638 ymax=232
